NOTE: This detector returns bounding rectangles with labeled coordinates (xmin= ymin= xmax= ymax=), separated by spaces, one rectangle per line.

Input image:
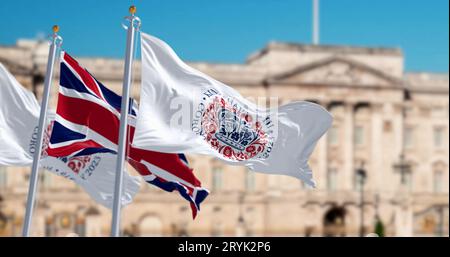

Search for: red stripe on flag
xmin=190 ymin=202 xmax=198 ymax=219
xmin=63 ymin=53 xmax=104 ymax=100
xmin=129 ymin=147 xmax=201 ymax=187
xmin=57 ymin=93 xmax=119 ymax=143
xmin=128 ymin=157 xmax=199 ymax=219
xmin=46 ymin=140 xmax=104 ymax=157
xmin=128 ymin=158 xmax=152 ymax=177
xmin=56 ymin=94 xmax=135 ymax=145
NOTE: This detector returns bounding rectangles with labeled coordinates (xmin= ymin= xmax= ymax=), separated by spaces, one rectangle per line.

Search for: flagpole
xmin=111 ymin=6 xmax=140 ymax=237
xmin=22 ymin=25 xmax=62 ymax=237
xmin=313 ymin=0 xmax=319 ymax=45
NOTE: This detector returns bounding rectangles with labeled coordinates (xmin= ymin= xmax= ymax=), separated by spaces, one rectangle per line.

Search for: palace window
xmin=328 ymin=126 xmax=339 ymax=146
xmin=245 ymin=170 xmax=255 ymax=192
xmin=354 ymin=126 xmax=364 ymax=146
xmin=433 ymin=170 xmax=444 ymax=193
xmin=212 ymin=166 xmax=223 ymax=191
xmin=327 ymin=168 xmax=338 ymax=191
xmin=404 ymin=127 xmax=415 ymax=148
xmin=404 ymin=172 xmax=413 ymax=192
xmin=433 ymin=127 xmax=444 ymax=148
xmin=40 ymin=172 xmax=52 ymax=189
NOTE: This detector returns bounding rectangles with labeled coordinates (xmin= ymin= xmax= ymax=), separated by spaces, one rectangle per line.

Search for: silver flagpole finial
xmin=122 ymin=6 xmax=141 ymax=31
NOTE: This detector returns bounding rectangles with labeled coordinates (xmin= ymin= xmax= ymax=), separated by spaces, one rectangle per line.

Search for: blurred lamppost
xmin=393 ymin=154 xmax=412 ymax=187
xmin=393 ymin=88 xmax=412 ymax=188
xmin=390 ymin=88 xmax=413 ymax=236
xmin=356 ymin=163 xmax=367 ymax=237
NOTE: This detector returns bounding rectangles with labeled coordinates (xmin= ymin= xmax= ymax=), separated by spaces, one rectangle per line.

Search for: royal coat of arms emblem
xmin=193 ymin=89 xmax=274 ymax=161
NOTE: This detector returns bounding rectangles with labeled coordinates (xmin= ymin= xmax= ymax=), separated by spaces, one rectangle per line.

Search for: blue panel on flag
xmin=50 ymin=121 xmax=86 ymax=144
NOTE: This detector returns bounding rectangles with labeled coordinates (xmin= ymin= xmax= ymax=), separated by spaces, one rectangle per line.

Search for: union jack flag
xmin=47 ymin=52 xmax=209 ymax=218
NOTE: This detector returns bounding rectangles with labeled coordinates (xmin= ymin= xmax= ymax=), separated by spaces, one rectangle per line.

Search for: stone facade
xmin=0 ymin=39 xmax=448 ymax=237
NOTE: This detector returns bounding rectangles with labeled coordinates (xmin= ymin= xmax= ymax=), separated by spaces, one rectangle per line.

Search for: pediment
xmin=267 ymin=57 xmax=402 ymax=87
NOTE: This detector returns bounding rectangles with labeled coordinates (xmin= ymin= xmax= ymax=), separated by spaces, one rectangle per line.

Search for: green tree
xmin=374 ymin=217 xmax=385 ymax=237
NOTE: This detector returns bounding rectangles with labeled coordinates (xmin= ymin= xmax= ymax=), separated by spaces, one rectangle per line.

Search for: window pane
xmin=41 ymin=172 xmax=52 ymax=189
xmin=354 ymin=126 xmax=364 ymax=146
xmin=245 ymin=170 xmax=255 ymax=191
xmin=404 ymin=172 xmax=413 ymax=191
xmin=327 ymin=169 xmax=337 ymax=191
xmin=212 ymin=167 xmax=223 ymax=191
xmin=433 ymin=170 xmax=443 ymax=193
xmin=404 ymin=127 xmax=414 ymax=148
xmin=328 ymin=127 xmax=338 ymax=146
xmin=434 ymin=128 xmax=443 ymax=148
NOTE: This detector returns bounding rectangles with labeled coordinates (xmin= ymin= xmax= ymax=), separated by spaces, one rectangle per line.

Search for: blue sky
xmin=0 ymin=0 xmax=448 ymax=72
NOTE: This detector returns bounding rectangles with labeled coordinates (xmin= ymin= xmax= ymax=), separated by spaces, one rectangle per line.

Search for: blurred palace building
xmin=0 ymin=39 xmax=448 ymax=237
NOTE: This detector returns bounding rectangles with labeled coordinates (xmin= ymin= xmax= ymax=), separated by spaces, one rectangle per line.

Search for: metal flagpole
xmin=22 ymin=25 xmax=63 ymax=237
xmin=313 ymin=0 xmax=320 ymax=45
xmin=111 ymin=5 xmax=140 ymax=237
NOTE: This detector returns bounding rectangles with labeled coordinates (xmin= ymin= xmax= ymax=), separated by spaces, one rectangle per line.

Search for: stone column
xmin=392 ymin=103 xmax=404 ymax=190
xmin=394 ymin=199 xmax=413 ymax=236
xmin=31 ymin=215 xmax=45 ymax=236
xmin=343 ymin=102 xmax=355 ymax=191
xmin=85 ymin=215 xmax=102 ymax=237
xmin=317 ymin=101 xmax=330 ymax=191
xmin=370 ymin=103 xmax=384 ymax=191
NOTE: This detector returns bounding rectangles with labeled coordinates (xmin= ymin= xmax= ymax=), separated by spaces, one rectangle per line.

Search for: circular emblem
xmin=194 ymin=91 xmax=274 ymax=161
xmin=40 ymin=120 xmax=95 ymax=180
xmin=67 ymin=156 xmax=92 ymax=175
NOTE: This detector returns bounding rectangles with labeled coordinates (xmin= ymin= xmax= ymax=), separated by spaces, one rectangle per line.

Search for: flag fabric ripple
xmin=48 ymin=52 xmax=208 ymax=218
xmin=0 ymin=62 xmax=140 ymax=208
xmin=133 ymin=32 xmax=333 ymax=187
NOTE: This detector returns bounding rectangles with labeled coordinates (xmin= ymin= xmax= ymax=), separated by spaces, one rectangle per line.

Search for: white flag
xmin=0 ymin=63 xmax=40 ymax=166
xmin=133 ymin=33 xmax=333 ymax=187
xmin=0 ymin=63 xmax=140 ymax=207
